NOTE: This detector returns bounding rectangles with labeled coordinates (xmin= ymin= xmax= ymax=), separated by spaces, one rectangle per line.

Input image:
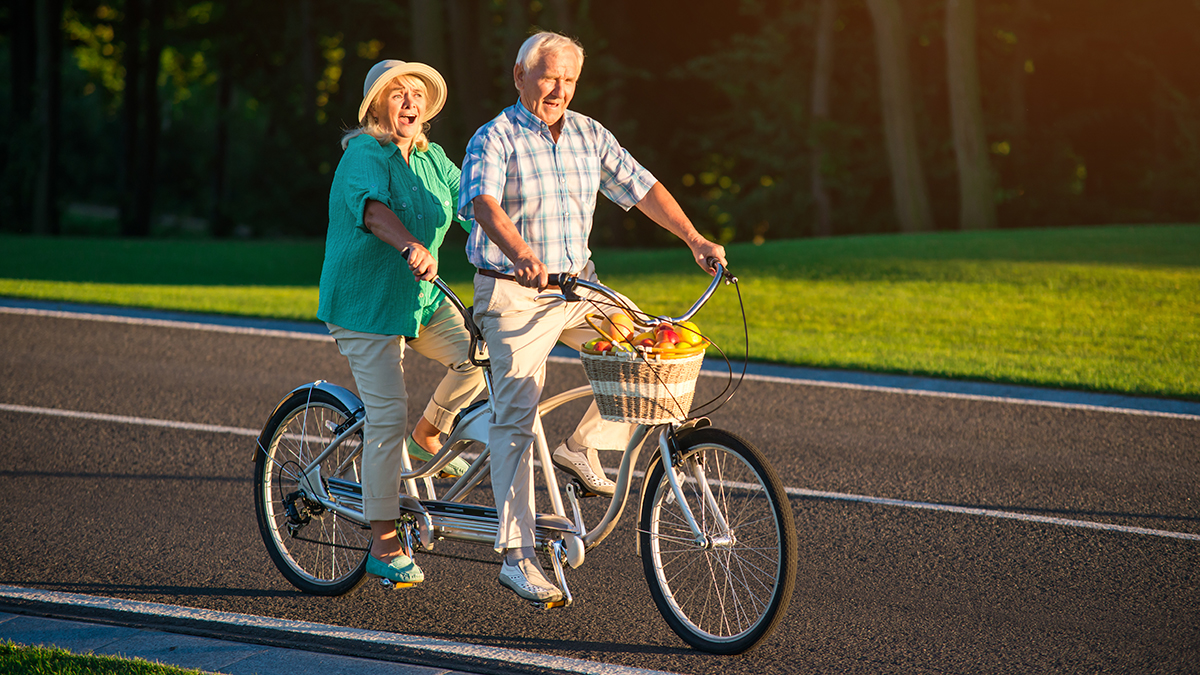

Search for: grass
xmin=0 ymin=640 xmax=207 ymax=674
xmin=1 ymin=225 xmax=1197 ymax=400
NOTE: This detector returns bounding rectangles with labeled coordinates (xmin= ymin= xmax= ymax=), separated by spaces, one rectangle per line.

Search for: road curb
xmin=0 ymin=586 xmax=679 ymax=675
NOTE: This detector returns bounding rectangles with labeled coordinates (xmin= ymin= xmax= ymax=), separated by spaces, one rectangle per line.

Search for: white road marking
xmin=2 ymin=402 xmax=1196 ymax=543
xmin=0 ymin=403 xmax=260 ymax=437
xmin=0 ymin=585 xmax=679 ymax=675
xmin=0 ymin=306 xmax=333 ymax=342
xmin=5 ymin=303 xmax=1199 ymax=420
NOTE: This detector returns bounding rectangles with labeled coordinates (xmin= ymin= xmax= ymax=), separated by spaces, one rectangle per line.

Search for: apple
xmin=593 ymin=339 xmax=613 ymax=353
xmin=639 ymin=338 xmax=656 ymax=348
xmin=600 ymin=313 xmax=637 ymax=341
xmin=657 ymin=328 xmax=681 ymax=344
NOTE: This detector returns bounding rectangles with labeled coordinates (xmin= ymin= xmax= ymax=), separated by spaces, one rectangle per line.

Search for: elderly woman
xmin=318 ymin=59 xmax=484 ymax=586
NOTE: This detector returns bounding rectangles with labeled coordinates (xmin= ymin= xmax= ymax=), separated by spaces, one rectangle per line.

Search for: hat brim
xmin=358 ymin=61 xmax=447 ymax=127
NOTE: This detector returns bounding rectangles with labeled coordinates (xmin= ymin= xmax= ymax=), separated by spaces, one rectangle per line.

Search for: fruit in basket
xmin=676 ymin=320 xmax=702 ymax=346
xmin=600 ymin=313 xmax=636 ymax=341
xmin=583 ymin=337 xmax=613 ymax=353
xmin=655 ymin=327 xmax=681 ymax=345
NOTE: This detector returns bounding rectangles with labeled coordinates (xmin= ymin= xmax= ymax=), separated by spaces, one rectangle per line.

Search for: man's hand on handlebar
xmin=512 ymin=253 xmax=550 ymax=290
xmin=691 ymin=239 xmax=728 ymax=275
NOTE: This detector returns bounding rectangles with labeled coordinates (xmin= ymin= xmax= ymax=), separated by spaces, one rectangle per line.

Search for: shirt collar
xmin=510 ymin=101 xmax=576 ymax=138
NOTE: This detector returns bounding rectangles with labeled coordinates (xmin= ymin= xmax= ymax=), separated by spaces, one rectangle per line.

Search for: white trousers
xmin=327 ymin=300 xmax=486 ymax=521
xmin=474 ymin=261 xmax=637 ymax=551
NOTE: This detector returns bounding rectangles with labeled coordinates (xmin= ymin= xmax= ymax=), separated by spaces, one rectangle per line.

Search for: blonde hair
xmin=341 ymin=74 xmax=432 ymax=151
xmin=515 ymin=31 xmax=585 ymax=73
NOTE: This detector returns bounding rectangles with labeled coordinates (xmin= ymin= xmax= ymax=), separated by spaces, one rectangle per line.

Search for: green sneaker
xmin=406 ymin=435 xmax=470 ymax=477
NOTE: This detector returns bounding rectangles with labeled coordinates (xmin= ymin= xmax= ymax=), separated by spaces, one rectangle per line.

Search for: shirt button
xmin=412 ymin=186 xmax=418 ymax=191
xmin=444 ymin=200 xmax=450 ymax=206
xmin=417 ymin=214 xmax=423 ymax=219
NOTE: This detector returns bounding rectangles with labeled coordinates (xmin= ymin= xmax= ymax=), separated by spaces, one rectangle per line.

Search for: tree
xmin=32 ymin=0 xmax=64 ymax=235
xmin=945 ymin=0 xmax=996 ymax=229
xmin=865 ymin=0 xmax=933 ymax=232
xmin=809 ymin=0 xmax=837 ymax=237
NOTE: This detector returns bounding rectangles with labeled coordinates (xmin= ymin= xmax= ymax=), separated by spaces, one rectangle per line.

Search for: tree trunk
xmin=505 ymin=0 xmax=529 ymax=66
xmin=412 ymin=1 xmax=448 ymax=72
xmin=945 ymin=0 xmax=996 ymax=230
xmin=118 ymin=0 xmax=144 ymax=236
xmin=865 ymin=0 xmax=933 ymax=232
xmin=127 ymin=0 xmax=163 ymax=237
xmin=447 ymin=0 xmax=493 ymax=137
xmin=4 ymin=0 xmax=37 ymax=231
xmin=211 ymin=52 xmax=234 ymax=238
xmin=10 ymin=0 xmax=36 ymax=122
xmin=298 ymin=0 xmax=316 ymax=122
xmin=32 ymin=0 xmax=63 ymax=236
xmin=546 ymin=0 xmax=574 ymax=34
xmin=809 ymin=0 xmax=837 ymax=237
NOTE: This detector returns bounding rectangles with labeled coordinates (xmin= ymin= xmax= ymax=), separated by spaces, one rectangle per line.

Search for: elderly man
xmin=458 ymin=31 xmax=727 ymax=603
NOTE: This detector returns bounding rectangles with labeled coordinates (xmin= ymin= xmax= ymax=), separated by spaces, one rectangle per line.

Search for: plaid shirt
xmin=458 ymin=103 xmax=657 ymax=275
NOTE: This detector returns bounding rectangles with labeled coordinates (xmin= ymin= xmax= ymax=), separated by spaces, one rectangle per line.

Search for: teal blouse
xmin=317 ymin=133 xmax=468 ymax=337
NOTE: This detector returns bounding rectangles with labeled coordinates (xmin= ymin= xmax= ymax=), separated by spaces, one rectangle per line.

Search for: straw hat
xmin=358 ymin=59 xmax=447 ymax=125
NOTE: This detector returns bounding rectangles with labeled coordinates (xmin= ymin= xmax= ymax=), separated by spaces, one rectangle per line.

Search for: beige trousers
xmin=327 ymin=300 xmax=486 ymax=521
xmin=473 ymin=261 xmax=637 ymax=551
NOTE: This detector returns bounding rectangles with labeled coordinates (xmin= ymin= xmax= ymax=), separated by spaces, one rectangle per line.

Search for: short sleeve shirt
xmin=457 ymin=103 xmax=657 ymax=275
xmin=317 ymin=134 xmax=466 ymax=337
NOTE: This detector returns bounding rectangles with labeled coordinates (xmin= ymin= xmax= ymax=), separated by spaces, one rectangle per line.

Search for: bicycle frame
xmin=261 ymin=264 xmax=738 ymax=574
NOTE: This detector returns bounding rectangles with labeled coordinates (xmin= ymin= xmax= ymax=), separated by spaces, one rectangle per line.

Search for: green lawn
xmin=1 ymin=225 xmax=1197 ymax=399
xmin=0 ymin=640 xmax=207 ymax=674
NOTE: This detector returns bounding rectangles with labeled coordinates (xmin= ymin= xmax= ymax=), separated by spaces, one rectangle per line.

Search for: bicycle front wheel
xmin=639 ymin=428 xmax=797 ymax=654
xmin=253 ymin=387 xmax=370 ymax=595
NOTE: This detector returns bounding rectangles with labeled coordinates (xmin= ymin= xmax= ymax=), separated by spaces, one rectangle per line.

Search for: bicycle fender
xmin=634 ymin=418 xmax=711 ymax=556
xmin=252 ymin=380 xmax=364 ymax=461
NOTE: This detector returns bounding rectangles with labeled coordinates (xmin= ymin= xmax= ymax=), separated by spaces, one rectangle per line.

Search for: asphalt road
xmin=1 ymin=310 xmax=1197 ymax=674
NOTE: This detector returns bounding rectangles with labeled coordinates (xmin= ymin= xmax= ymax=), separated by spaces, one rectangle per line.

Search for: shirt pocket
xmin=575 ymin=155 xmax=601 ymax=197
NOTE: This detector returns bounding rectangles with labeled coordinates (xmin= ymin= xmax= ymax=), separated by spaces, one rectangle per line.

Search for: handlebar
xmin=546 ymin=260 xmax=735 ymax=326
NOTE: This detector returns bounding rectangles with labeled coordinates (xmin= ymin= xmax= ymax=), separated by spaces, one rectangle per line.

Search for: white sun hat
xmin=357 ymin=59 xmax=447 ymax=125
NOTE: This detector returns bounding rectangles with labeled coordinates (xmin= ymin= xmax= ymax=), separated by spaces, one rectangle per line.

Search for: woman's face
xmin=375 ymin=78 xmax=426 ymax=145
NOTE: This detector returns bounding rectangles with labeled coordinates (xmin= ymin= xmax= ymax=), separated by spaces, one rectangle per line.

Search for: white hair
xmin=515 ymin=31 xmax=585 ymax=73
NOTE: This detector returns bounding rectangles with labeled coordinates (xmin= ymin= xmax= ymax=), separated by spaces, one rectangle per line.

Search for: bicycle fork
xmin=658 ymin=429 xmax=736 ymax=550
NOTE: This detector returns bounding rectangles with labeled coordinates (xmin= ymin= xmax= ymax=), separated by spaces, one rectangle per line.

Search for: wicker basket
xmin=580 ymin=349 xmax=704 ymax=424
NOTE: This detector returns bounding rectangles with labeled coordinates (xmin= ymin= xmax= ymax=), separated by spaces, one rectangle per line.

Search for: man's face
xmin=515 ymin=48 xmax=580 ymax=129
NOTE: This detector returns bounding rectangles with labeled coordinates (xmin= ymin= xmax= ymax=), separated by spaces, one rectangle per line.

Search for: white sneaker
xmin=552 ymin=443 xmax=616 ymax=496
xmin=499 ymin=557 xmax=563 ymax=602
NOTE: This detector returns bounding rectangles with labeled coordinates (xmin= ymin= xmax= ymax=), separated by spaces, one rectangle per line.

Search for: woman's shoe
xmin=366 ymin=553 xmax=424 ymax=586
xmin=406 ymin=435 xmax=470 ymax=477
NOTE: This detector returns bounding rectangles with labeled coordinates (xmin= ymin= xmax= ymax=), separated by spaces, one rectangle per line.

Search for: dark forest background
xmin=3 ymin=0 xmax=1198 ymax=247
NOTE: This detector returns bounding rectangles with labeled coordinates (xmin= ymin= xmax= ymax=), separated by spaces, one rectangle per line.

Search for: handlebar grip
xmin=705 ymin=256 xmax=723 ymax=273
xmin=400 ymin=247 xmax=412 ymax=261
xmin=546 ymin=273 xmax=573 ymax=287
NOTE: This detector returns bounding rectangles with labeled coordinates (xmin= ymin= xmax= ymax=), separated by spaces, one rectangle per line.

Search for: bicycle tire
xmin=639 ymin=427 xmax=797 ymax=654
xmin=253 ymin=387 xmax=370 ymax=595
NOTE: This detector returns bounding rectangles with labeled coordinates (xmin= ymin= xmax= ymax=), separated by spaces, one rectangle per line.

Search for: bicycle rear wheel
xmin=639 ymin=428 xmax=797 ymax=654
xmin=253 ymin=387 xmax=370 ymax=595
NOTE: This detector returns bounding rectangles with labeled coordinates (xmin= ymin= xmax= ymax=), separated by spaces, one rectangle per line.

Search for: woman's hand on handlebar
xmin=402 ymin=244 xmax=438 ymax=282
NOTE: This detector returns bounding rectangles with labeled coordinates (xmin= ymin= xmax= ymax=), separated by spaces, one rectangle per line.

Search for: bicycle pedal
xmin=568 ymin=478 xmax=601 ymax=498
xmin=378 ymin=578 xmax=418 ymax=590
xmin=534 ymin=598 xmax=569 ymax=610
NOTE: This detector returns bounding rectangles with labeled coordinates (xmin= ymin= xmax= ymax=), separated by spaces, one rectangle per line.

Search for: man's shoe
xmin=499 ymin=557 xmax=563 ymax=602
xmin=407 ymin=435 xmax=470 ymax=477
xmin=552 ymin=443 xmax=615 ymax=496
xmin=367 ymin=553 xmax=424 ymax=585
